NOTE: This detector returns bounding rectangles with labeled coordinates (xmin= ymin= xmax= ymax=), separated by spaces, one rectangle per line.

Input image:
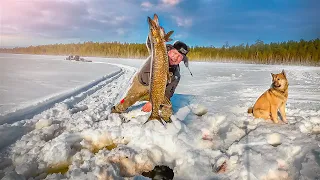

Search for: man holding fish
xmin=111 ymin=14 xmax=191 ymax=124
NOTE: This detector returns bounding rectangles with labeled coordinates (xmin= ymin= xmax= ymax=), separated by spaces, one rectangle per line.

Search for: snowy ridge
xmin=0 ymin=69 xmax=124 ymax=126
xmin=0 ymin=62 xmax=139 ymax=179
xmin=0 ymin=66 xmax=132 ymax=158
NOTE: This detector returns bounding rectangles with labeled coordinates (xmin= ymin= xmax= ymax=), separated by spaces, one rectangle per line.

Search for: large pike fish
xmin=146 ymin=14 xmax=173 ymax=124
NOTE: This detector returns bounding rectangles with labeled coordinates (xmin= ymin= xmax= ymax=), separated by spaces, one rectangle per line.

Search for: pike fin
xmin=153 ymin=14 xmax=159 ymax=26
xmin=159 ymin=103 xmax=172 ymax=123
xmin=148 ymin=16 xmax=158 ymax=30
xmin=146 ymin=32 xmax=155 ymax=54
xmin=164 ymin=30 xmax=174 ymax=42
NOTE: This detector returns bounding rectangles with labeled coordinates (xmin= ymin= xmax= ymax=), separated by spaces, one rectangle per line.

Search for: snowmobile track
xmin=0 ymin=69 xmax=125 ymax=125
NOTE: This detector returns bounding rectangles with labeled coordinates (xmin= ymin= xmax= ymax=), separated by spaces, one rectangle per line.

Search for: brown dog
xmin=248 ymin=70 xmax=289 ymax=124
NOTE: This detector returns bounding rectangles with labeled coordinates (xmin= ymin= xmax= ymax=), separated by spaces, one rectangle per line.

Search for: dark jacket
xmin=138 ymin=45 xmax=181 ymax=99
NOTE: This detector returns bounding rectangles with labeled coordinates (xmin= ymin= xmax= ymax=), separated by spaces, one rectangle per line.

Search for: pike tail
xmin=147 ymin=114 xmax=161 ymax=121
xmin=248 ymin=107 xmax=253 ymax=114
xmin=144 ymin=114 xmax=165 ymax=126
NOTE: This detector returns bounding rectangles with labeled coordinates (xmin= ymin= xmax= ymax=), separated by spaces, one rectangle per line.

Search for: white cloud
xmin=0 ymin=0 xmax=144 ymax=46
xmin=116 ymin=28 xmax=126 ymax=35
xmin=141 ymin=1 xmax=153 ymax=8
xmin=98 ymin=16 xmax=128 ymax=25
xmin=173 ymin=32 xmax=189 ymax=40
xmin=142 ymin=0 xmax=179 ymax=11
xmin=161 ymin=0 xmax=181 ymax=6
xmin=172 ymin=16 xmax=193 ymax=27
xmin=173 ymin=34 xmax=183 ymax=39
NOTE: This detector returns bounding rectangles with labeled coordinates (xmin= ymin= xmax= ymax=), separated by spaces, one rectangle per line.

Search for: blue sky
xmin=0 ymin=0 xmax=319 ymax=48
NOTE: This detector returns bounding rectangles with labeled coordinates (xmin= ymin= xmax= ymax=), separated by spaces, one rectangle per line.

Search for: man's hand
xmin=142 ymin=102 xmax=152 ymax=112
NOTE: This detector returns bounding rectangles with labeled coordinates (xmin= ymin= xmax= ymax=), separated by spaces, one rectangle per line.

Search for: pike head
xmin=148 ymin=14 xmax=174 ymax=43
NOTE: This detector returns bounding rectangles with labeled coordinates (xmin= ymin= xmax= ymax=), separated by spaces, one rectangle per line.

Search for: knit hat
xmin=173 ymin=41 xmax=193 ymax=76
xmin=173 ymin=41 xmax=190 ymax=67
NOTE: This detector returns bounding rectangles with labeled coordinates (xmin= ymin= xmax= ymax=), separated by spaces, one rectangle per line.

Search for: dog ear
xmin=271 ymin=73 xmax=275 ymax=79
xmin=281 ymin=69 xmax=286 ymax=77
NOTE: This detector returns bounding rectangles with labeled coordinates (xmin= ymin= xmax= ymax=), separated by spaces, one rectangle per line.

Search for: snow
xmin=35 ymin=119 xmax=53 ymax=130
xmin=266 ymin=133 xmax=282 ymax=146
xmin=190 ymin=104 xmax=208 ymax=116
xmin=1 ymin=53 xmax=320 ymax=180
xmin=0 ymin=53 xmax=121 ymax=118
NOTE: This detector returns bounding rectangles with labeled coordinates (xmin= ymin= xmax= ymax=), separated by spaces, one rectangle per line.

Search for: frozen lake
xmin=0 ymin=54 xmax=120 ymax=115
xmin=0 ymin=53 xmax=320 ymax=180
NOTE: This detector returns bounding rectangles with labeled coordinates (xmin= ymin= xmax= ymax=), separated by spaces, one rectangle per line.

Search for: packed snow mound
xmin=7 ymin=111 xmax=225 ymax=179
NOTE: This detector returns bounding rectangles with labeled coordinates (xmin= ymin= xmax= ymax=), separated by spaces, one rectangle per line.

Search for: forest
xmin=1 ymin=38 xmax=319 ymax=65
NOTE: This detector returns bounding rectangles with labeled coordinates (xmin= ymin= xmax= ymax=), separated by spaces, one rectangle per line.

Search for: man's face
xmin=168 ymin=49 xmax=184 ymax=65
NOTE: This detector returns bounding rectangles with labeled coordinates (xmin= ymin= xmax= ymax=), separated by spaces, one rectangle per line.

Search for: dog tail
xmin=247 ymin=107 xmax=253 ymax=114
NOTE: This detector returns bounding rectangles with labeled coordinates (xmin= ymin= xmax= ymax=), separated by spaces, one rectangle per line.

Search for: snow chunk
xmin=67 ymin=149 xmax=121 ymax=180
xmin=70 ymin=105 xmax=88 ymax=114
xmin=190 ymin=104 xmax=208 ymax=116
xmin=14 ymin=158 xmax=38 ymax=177
xmin=81 ymin=129 xmax=115 ymax=152
xmin=299 ymin=116 xmax=320 ymax=134
xmin=44 ymin=173 xmax=66 ymax=180
xmin=299 ymin=123 xmax=312 ymax=134
xmin=260 ymin=169 xmax=289 ymax=180
xmin=35 ymin=119 xmax=53 ymax=129
xmin=1 ymin=171 xmax=26 ymax=180
xmin=40 ymin=132 xmax=82 ymax=168
xmin=267 ymin=133 xmax=282 ymax=146
xmin=228 ymin=155 xmax=239 ymax=171
xmin=310 ymin=117 xmax=320 ymax=124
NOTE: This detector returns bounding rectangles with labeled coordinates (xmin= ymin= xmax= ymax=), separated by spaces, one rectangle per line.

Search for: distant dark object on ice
xmin=66 ymin=55 xmax=92 ymax=62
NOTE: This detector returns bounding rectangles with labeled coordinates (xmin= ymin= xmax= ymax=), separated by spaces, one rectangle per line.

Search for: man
xmin=111 ymin=40 xmax=190 ymax=122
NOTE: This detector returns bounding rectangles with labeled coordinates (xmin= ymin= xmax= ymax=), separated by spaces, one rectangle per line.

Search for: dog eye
xmin=277 ymin=78 xmax=280 ymax=80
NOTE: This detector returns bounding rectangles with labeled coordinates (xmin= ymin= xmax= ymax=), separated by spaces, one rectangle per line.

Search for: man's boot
xmin=111 ymin=106 xmax=124 ymax=114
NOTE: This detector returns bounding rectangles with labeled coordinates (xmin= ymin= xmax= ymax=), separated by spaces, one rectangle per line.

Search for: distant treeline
xmin=1 ymin=38 xmax=319 ymax=65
